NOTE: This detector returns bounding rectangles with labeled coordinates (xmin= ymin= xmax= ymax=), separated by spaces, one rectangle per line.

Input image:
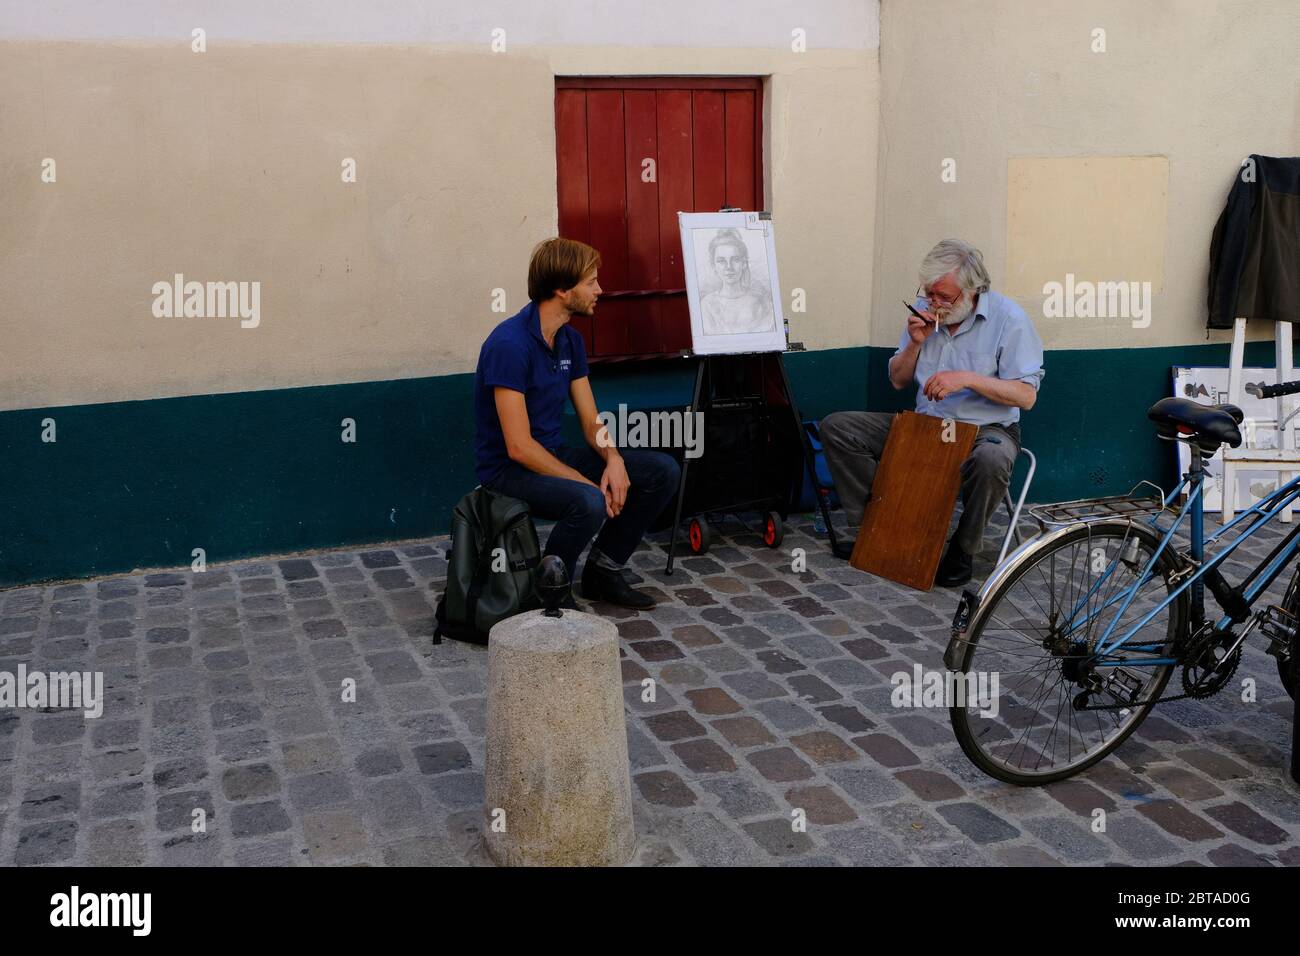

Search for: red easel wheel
xmin=762 ymin=512 xmax=784 ymax=548
xmin=688 ymin=518 xmax=711 ymax=554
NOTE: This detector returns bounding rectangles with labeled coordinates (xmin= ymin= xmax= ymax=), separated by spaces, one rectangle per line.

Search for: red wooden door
xmin=555 ymin=78 xmax=764 ymax=360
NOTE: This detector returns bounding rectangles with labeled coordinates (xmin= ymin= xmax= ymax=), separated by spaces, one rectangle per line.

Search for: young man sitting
xmin=473 ymin=237 xmax=680 ymax=609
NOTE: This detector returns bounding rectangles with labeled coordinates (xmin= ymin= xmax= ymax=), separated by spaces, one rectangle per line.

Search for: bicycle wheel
xmin=1279 ymin=648 xmax=1298 ymax=700
xmin=1278 ymin=577 xmax=1300 ymax=700
xmin=950 ymin=520 xmax=1188 ymax=785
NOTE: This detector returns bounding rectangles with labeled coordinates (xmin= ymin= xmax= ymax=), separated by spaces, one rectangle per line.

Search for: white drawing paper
xmin=679 ymin=211 xmax=787 ymax=355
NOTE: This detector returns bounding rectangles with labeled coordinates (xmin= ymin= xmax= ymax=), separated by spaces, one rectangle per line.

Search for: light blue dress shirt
xmin=893 ymin=289 xmax=1045 ymax=427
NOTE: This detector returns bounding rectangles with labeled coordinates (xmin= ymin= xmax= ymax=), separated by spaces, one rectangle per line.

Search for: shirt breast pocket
xmin=952 ymin=350 xmax=998 ymax=378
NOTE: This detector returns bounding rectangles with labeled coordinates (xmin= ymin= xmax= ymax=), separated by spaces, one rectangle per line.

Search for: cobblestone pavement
xmin=2 ymin=509 xmax=1299 ymax=867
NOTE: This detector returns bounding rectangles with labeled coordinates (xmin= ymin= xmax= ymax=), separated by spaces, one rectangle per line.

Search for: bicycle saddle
xmin=1147 ymin=397 xmax=1243 ymax=449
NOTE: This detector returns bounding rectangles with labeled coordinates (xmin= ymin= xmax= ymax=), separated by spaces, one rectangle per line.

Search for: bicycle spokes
xmin=953 ymin=524 xmax=1181 ymax=782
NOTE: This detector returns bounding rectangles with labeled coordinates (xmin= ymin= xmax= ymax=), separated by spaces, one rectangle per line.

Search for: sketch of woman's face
xmin=712 ymin=242 xmax=748 ymax=289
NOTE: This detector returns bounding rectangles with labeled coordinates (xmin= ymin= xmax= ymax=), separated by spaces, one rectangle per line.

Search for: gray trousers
xmin=819 ymin=411 xmax=1020 ymax=555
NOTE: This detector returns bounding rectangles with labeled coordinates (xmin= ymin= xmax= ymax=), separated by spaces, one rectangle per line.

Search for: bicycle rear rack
xmin=1025 ymin=480 xmax=1171 ymax=532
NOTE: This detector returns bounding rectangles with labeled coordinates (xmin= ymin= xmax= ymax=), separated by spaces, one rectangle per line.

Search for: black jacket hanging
xmin=1207 ymin=154 xmax=1300 ymax=330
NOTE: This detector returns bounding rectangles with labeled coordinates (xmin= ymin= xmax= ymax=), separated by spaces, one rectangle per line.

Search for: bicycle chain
xmin=1076 ymin=689 xmax=1203 ymax=712
xmin=1076 ymin=628 xmax=1240 ymax=711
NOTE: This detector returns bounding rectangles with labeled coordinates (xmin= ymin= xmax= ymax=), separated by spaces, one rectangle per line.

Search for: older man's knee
xmin=964 ymin=443 xmax=1014 ymax=486
xmin=820 ymin=411 xmax=855 ymax=449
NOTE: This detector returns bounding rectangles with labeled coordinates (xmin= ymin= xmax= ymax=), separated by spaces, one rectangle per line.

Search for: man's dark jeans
xmin=487 ymin=446 xmax=680 ymax=582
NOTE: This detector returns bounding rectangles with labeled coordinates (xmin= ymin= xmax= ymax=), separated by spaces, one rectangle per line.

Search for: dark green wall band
xmin=0 ymin=341 xmax=1284 ymax=587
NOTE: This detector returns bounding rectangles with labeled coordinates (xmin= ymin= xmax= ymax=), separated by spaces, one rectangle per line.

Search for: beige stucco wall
xmin=26 ymin=0 xmax=1295 ymax=413
xmin=871 ymin=0 xmax=1300 ymax=352
xmin=0 ymin=40 xmax=878 ymax=411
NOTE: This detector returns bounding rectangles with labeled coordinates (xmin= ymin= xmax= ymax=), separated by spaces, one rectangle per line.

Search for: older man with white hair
xmin=820 ymin=239 xmax=1045 ymax=586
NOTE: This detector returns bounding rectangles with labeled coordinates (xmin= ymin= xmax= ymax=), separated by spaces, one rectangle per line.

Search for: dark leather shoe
xmin=581 ymin=563 xmax=655 ymax=609
xmin=935 ymin=542 xmax=973 ymax=588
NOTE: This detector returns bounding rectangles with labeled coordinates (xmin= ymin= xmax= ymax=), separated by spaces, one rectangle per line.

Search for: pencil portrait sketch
xmin=679 ymin=211 xmax=786 ymax=355
xmin=697 ymin=227 xmax=776 ymax=335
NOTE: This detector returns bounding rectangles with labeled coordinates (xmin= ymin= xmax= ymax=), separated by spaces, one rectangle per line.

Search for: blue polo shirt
xmin=474 ymin=300 xmax=590 ymax=485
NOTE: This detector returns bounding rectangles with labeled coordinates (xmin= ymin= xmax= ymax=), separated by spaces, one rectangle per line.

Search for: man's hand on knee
xmin=600 ymin=456 xmax=630 ymax=518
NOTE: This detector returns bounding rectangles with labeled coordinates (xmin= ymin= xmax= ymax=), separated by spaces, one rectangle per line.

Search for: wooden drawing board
xmin=851 ymin=411 xmax=978 ymax=591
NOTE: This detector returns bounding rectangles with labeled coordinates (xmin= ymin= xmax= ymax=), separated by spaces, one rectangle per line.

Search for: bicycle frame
xmin=1060 ymin=442 xmax=1300 ymax=669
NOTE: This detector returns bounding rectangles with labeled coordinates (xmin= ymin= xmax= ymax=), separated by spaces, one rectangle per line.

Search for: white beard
xmin=938 ymin=293 xmax=974 ymax=326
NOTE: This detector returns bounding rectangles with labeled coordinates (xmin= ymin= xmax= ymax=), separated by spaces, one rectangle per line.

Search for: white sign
xmin=1171 ymin=366 xmax=1298 ymax=512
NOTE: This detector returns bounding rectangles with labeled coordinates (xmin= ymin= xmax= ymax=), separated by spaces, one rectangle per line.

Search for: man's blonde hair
xmin=528 ymin=237 xmax=602 ymax=303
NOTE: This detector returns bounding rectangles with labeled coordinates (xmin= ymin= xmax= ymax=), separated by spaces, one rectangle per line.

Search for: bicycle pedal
xmin=1105 ymin=668 xmax=1144 ymax=704
xmin=1261 ymin=604 xmax=1298 ymax=658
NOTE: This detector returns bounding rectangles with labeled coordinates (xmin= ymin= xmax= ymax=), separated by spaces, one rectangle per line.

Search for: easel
xmin=1223 ymin=318 xmax=1298 ymax=523
xmin=664 ymin=348 xmax=839 ymax=574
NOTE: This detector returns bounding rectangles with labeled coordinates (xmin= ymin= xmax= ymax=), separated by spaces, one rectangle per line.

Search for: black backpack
xmin=433 ymin=487 xmax=542 ymax=644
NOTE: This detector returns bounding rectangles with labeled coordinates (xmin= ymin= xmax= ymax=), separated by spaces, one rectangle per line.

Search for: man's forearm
xmin=965 ymin=374 xmax=1037 ymax=410
xmin=889 ymin=343 xmax=921 ymax=390
xmin=509 ymin=438 xmax=594 ymax=484
xmin=584 ymin=417 xmax=621 ymax=463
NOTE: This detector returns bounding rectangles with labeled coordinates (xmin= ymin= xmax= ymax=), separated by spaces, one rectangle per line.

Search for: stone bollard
xmin=483 ymin=608 xmax=636 ymax=866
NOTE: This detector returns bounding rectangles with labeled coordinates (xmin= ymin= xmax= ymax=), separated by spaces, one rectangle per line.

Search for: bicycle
xmin=944 ymin=388 xmax=1299 ymax=785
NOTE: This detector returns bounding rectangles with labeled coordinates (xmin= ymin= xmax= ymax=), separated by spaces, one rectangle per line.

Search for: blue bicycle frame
xmin=1058 ymin=447 xmax=1300 ymax=669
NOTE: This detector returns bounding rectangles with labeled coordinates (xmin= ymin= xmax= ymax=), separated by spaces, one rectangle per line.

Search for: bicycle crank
xmin=1180 ymin=623 xmax=1249 ymax=698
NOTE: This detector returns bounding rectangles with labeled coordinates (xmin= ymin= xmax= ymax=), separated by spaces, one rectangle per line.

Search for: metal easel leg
xmin=665 ymin=356 xmax=707 ymax=575
xmin=775 ymin=353 xmax=839 ymax=553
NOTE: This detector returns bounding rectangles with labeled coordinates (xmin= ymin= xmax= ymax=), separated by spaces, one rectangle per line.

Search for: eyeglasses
xmin=918 ymin=285 xmax=960 ymax=308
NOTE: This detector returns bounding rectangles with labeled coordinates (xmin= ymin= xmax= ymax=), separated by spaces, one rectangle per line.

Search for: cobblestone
xmin=0 ymin=512 xmax=1296 ymax=865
